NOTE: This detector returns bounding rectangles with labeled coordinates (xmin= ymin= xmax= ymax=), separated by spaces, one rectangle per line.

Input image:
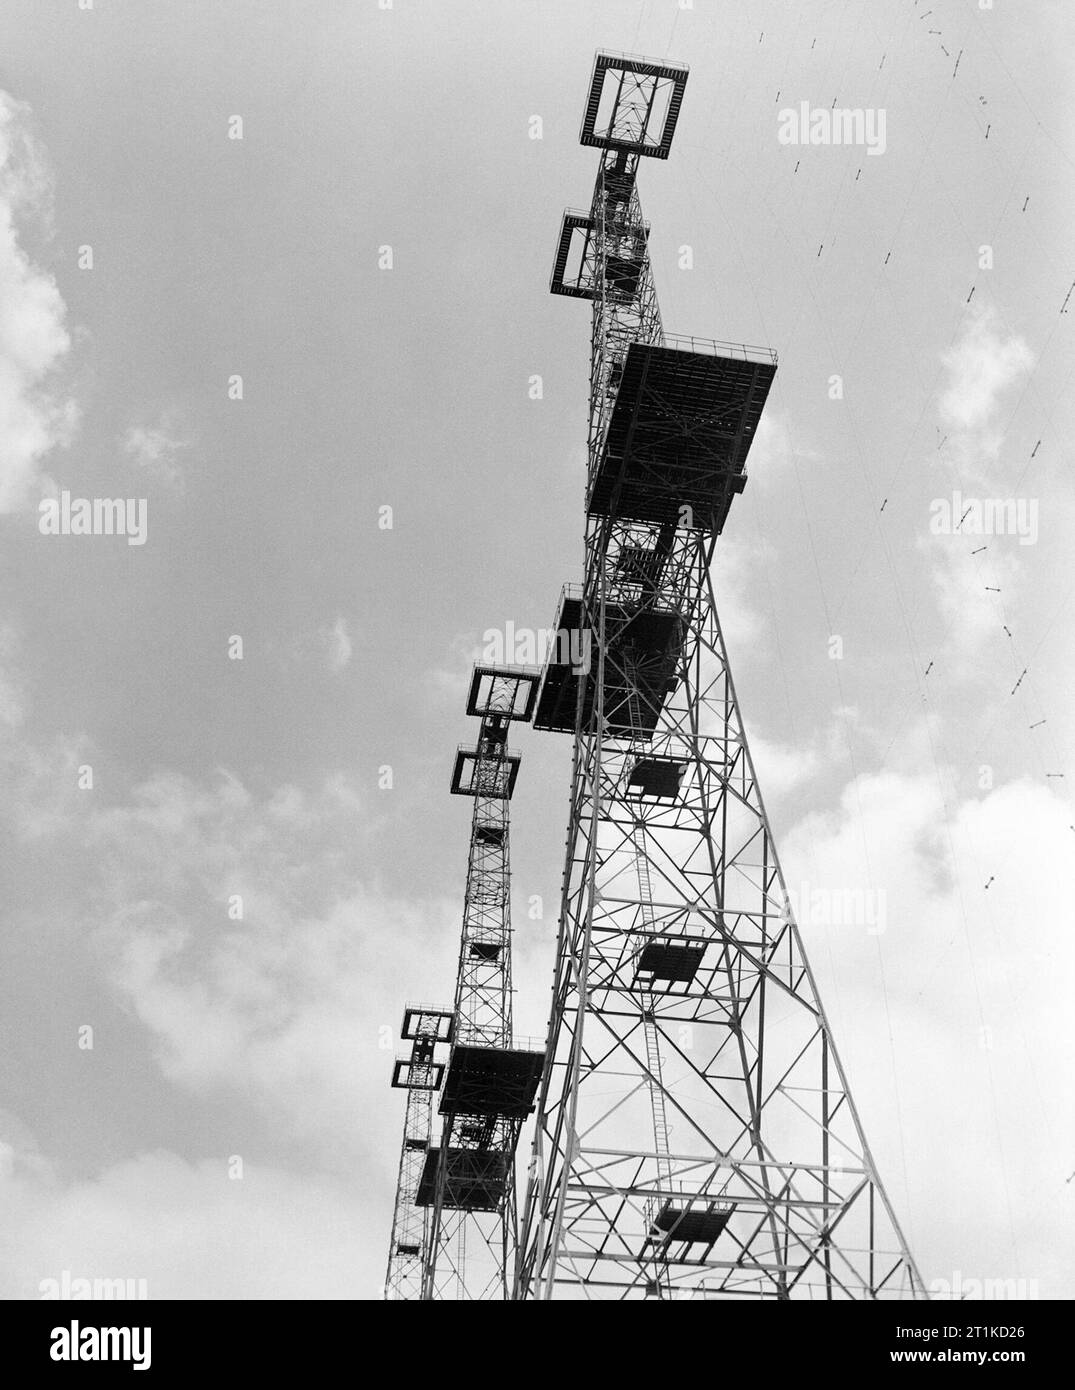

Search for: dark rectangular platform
xmin=533 ymin=593 xmax=683 ymax=737
xmin=589 ymin=340 xmax=776 ymax=531
xmin=627 ymin=756 xmax=685 ymax=802
xmin=634 ymin=938 xmax=707 ymax=985
xmin=438 ymin=1044 xmax=545 ymax=1120
xmin=415 ymin=1147 xmax=511 ymax=1212
xmin=651 ymin=1199 xmax=734 ymax=1245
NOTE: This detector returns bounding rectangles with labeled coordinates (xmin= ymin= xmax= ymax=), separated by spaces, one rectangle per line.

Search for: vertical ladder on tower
xmin=632 ymin=825 xmax=672 ymax=1180
xmin=632 ymin=820 xmax=674 ymax=1301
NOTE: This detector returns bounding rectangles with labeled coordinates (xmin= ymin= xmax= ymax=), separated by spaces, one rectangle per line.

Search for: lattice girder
xmin=418 ymin=669 xmax=545 ymax=1301
xmin=517 ymin=539 xmax=926 ymax=1298
xmin=517 ymin=133 xmax=923 ymax=1288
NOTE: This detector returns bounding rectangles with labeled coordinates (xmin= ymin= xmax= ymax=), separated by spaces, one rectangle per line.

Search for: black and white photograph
xmin=0 ymin=0 xmax=1071 ymax=1353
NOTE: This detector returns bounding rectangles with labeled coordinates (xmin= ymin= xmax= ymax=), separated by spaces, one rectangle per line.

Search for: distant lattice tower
xmin=386 ymin=665 xmax=545 ymax=1300
xmin=385 ymin=1003 xmax=453 ymax=1300
xmin=514 ymin=53 xmax=927 ymax=1301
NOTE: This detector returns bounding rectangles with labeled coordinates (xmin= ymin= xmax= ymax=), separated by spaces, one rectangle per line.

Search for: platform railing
xmin=445 ymin=1033 xmax=546 ymax=1057
xmin=591 ymin=48 xmax=691 ymax=75
xmin=659 ymin=331 xmax=778 ymax=366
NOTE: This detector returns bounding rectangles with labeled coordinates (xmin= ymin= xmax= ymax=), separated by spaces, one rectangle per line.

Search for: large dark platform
xmin=415 ymin=1147 xmax=511 ymax=1212
xmin=634 ymin=938 xmax=706 ymax=986
xmin=438 ymin=1044 xmax=545 ymax=1120
xmin=651 ymin=1198 xmax=735 ymax=1246
xmin=533 ymin=593 xmax=683 ymax=737
xmin=589 ymin=340 xmax=776 ymax=531
xmin=626 ymin=756 xmax=685 ymax=802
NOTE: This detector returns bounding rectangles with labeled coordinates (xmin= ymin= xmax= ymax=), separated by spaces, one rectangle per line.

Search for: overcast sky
xmin=1 ymin=0 xmax=1072 ymax=1299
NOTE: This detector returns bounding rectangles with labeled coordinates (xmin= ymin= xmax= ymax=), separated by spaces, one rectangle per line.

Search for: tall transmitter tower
xmin=387 ymin=51 xmax=925 ymax=1302
xmin=386 ymin=666 xmax=544 ymax=1300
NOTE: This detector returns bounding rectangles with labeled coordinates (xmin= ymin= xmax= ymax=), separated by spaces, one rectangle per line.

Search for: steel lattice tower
xmin=514 ymin=53 xmax=927 ymax=1301
xmin=386 ymin=666 xmax=545 ymax=1300
xmin=385 ymin=1003 xmax=453 ymax=1300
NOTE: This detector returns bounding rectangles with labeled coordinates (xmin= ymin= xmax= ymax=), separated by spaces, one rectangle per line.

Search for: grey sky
xmin=0 ymin=0 xmax=1072 ymax=1298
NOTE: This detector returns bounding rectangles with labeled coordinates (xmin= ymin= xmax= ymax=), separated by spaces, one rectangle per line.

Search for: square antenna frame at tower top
xmin=580 ymin=52 xmax=689 ymax=160
xmin=466 ymin=664 xmax=540 ymax=722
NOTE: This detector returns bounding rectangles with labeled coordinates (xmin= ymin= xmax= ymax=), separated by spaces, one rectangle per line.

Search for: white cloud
xmin=0 ymin=671 xmax=454 ymax=1299
xmin=925 ymin=302 xmax=1037 ymax=659
xmin=0 ymin=624 xmax=24 ymax=727
xmin=320 ymin=615 xmax=352 ymax=672
xmin=711 ymin=411 xmax=820 ymax=656
xmin=939 ymin=303 xmax=1033 ymax=437
xmin=745 ymin=409 xmax=820 ymax=488
xmin=123 ymin=418 xmax=190 ymax=489
xmin=924 ymin=538 xmax=1021 ymax=660
xmin=56 ymin=766 xmax=452 ymax=1164
xmin=0 ymin=1137 xmax=382 ymax=1299
xmin=104 ymin=883 xmax=451 ymax=1161
xmin=428 ymin=630 xmax=484 ymax=703
xmin=748 ymin=728 xmax=820 ymax=798
xmin=0 ymin=92 xmax=76 ymax=512
xmin=711 ymin=531 xmax=773 ymax=653
xmin=0 ymin=671 xmax=89 ymax=839
xmin=782 ymin=763 xmax=1075 ymax=1296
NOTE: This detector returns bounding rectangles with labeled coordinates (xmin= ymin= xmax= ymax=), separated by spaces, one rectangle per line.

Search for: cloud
xmin=923 ymin=302 xmax=1038 ymax=660
xmin=101 ymin=881 xmax=449 ymax=1161
xmin=319 ymin=615 xmax=352 ymax=672
xmin=939 ymin=303 xmax=1033 ymax=437
xmin=0 ymin=639 xmax=435 ymax=1166
xmin=0 ymin=92 xmax=76 ymax=512
xmin=49 ymin=765 xmax=450 ymax=1166
xmin=782 ymin=763 xmax=1075 ymax=1296
xmin=924 ymin=539 xmax=1020 ymax=659
xmin=0 ymin=1137 xmax=381 ymax=1300
xmin=0 ymin=652 xmax=453 ymax=1298
xmin=428 ymin=630 xmax=484 ymax=703
xmin=745 ymin=409 xmax=820 ymax=488
xmin=711 ymin=411 xmax=820 ymax=656
xmin=748 ymin=728 xmax=820 ymax=798
xmin=123 ymin=417 xmax=190 ymax=489
xmin=0 ymin=624 xmax=24 ymax=727
xmin=269 ymin=617 xmax=356 ymax=673
xmin=0 ymin=674 xmax=435 ymax=1296
xmin=0 ymin=635 xmax=89 ymax=836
